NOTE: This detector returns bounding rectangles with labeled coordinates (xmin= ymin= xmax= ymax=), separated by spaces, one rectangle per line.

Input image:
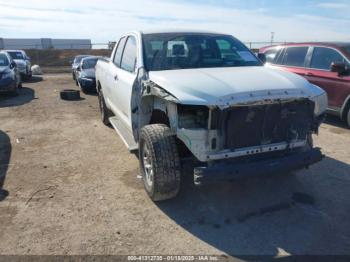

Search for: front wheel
xmin=139 ymin=124 xmax=181 ymax=201
xmin=346 ymin=109 xmax=350 ymax=129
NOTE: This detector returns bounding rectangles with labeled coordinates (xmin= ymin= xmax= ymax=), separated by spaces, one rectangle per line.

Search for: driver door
xmin=304 ymin=46 xmax=350 ymax=108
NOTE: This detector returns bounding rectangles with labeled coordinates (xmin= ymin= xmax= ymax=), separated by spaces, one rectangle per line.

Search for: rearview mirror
xmin=257 ymin=53 xmax=267 ymax=64
xmin=331 ymin=62 xmax=348 ymax=75
xmin=172 ymin=44 xmax=185 ymax=56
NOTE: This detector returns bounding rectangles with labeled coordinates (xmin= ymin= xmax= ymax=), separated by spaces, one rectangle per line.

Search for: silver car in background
xmin=71 ymin=55 xmax=89 ymax=80
xmin=5 ymin=50 xmax=32 ymax=80
xmin=75 ymin=56 xmax=99 ymax=93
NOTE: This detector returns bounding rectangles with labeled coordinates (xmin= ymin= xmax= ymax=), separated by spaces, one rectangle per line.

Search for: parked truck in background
xmin=95 ymin=30 xmax=327 ymax=201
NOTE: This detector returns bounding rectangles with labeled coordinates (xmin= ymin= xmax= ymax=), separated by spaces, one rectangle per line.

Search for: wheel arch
xmin=133 ymin=94 xmax=178 ymax=141
xmin=341 ymin=95 xmax=350 ymax=121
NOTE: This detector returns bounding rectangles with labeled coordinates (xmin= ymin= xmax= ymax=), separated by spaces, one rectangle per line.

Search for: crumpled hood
xmin=81 ymin=68 xmax=96 ymax=78
xmin=148 ymin=66 xmax=324 ymax=107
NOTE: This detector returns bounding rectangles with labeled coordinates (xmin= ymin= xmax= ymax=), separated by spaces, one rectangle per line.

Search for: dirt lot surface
xmin=0 ymin=74 xmax=350 ymax=258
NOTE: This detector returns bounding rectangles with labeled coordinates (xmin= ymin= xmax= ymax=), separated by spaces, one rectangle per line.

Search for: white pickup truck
xmin=95 ymin=30 xmax=327 ymax=201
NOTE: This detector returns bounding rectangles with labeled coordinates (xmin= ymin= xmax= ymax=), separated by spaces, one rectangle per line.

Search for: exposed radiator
xmin=223 ymin=99 xmax=315 ymax=149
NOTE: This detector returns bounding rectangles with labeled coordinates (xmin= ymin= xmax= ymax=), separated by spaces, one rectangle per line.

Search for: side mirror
xmin=331 ymin=62 xmax=348 ymax=75
xmin=10 ymin=61 xmax=17 ymax=69
xmin=76 ymin=66 xmax=81 ymax=71
xmin=257 ymin=53 xmax=267 ymax=64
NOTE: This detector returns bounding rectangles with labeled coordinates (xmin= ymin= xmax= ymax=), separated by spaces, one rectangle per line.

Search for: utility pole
xmin=270 ymin=32 xmax=275 ymax=45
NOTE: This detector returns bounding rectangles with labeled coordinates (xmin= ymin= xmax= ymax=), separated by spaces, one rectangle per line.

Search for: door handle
xmin=114 ymin=74 xmax=118 ymax=81
xmin=305 ymin=72 xmax=314 ymax=76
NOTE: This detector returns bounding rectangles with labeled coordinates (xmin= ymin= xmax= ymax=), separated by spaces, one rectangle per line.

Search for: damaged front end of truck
xmin=135 ymin=76 xmax=326 ymax=185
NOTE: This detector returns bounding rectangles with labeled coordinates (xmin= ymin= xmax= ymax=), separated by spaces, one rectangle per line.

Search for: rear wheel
xmin=98 ymin=90 xmax=112 ymax=125
xmin=139 ymin=124 xmax=181 ymax=201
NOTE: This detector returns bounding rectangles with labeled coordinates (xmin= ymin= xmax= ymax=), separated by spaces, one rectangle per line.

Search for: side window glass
xmin=113 ymin=37 xmax=127 ymax=67
xmin=274 ymin=48 xmax=286 ymax=65
xmin=121 ymin=36 xmax=137 ymax=73
xmin=282 ymin=46 xmax=308 ymax=67
xmin=0 ymin=54 xmax=10 ymax=66
xmin=310 ymin=47 xmax=345 ymax=70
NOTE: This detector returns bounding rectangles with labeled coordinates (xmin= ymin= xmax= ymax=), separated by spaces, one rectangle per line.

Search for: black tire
xmin=346 ymin=109 xmax=350 ymax=129
xmin=72 ymin=72 xmax=76 ymax=81
xmin=98 ymin=90 xmax=112 ymax=125
xmin=78 ymin=81 xmax=87 ymax=94
xmin=139 ymin=124 xmax=181 ymax=201
xmin=18 ymin=74 xmax=23 ymax=88
xmin=60 ymin=89 xmax=80 ymax=100
xmin=306 ymin=133 xmax=313 ymax=148
xmin=81 ymin=86 xmax=88 ymax=94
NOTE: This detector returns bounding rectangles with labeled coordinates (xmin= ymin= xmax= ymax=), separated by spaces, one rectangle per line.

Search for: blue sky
xmin=0 ymin=0 xmax=349 ymax=45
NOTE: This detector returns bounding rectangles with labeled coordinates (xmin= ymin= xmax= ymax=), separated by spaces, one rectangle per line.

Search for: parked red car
xmin=259 ymin=42 xmax=350 ymax=127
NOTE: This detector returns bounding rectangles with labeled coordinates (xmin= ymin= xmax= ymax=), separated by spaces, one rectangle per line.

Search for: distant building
xmin=0 ymin=38 xmax=92 ymax=50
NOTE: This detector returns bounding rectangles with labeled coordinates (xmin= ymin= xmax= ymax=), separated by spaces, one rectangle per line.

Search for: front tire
xmin=346 ymin=109 xmax=350 ymax=128
xmin=139 ymin=124 xmax=181 ymax=201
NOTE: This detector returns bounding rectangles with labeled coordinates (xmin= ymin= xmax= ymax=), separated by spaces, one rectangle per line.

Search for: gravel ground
xmin=0 ymin=74 xmax=350 ymax=258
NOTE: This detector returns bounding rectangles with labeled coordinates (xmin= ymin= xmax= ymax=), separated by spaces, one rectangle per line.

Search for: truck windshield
xmin=82 ymin=58 xmax=98 ymax=69
xmin=143 ymin=33 xmax=261 ymax=71
xmin=8 ymin=52 xmax=24 ymax=60
xmin=0 ymin=54 xmax=10 ymax=66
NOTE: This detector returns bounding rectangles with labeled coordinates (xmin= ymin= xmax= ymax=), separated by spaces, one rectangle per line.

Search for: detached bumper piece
xmin=194 ymin=148 xmax=323 ymax=186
